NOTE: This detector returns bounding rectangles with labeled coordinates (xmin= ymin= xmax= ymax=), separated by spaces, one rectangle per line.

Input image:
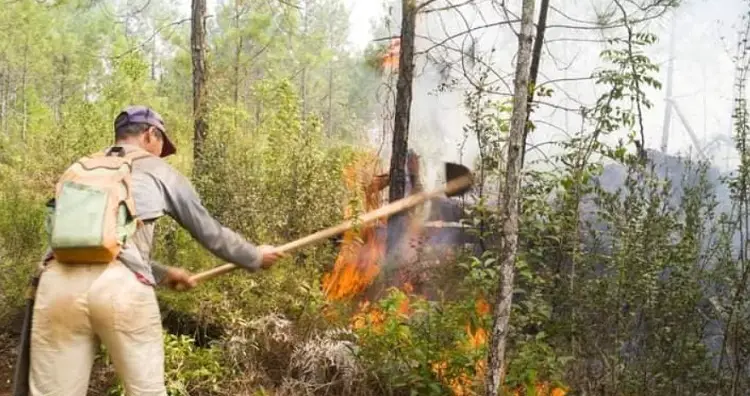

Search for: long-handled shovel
xmin=189 ymin=162 xmax=473 ymax=285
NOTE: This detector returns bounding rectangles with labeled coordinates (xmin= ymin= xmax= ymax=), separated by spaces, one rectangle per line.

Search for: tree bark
xmin=191 ymin=0 xmax=209 ymax=175
xmin=388 ymin=0 xmax=416 ymax=204
xmin=233 ymin=2 xmax=243 ymax=133
xmin=3 ymin=66 xmax=8 ymax=135
xmin=327 ymin=58 xmax=334 ymax=137
xmin=57 ymin=55 xmax=68 ymax=127
xmin=386 ymin=0 xmax=417 ymax=254
xmin=485 ymin=0 xmax=536 ymax=394
xmin=300 ymin=0 xmax=310 ymax=123
xmin=151 ymin=25 xmax=157 ymax=81
xmin=519 ymin=0 xmax=550 ymax=168
xmin=21 ymin=40 xmax=28 ymax=141
xmin=0 ymin=69 xmax=4 ymax=135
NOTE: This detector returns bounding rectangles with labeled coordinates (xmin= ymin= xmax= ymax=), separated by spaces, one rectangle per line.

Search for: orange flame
xmin=322 ymin=225 xmax=384 ymax=300
xmin=382 ymin=38 xmax=400 ymax=71
xmin=428 ymin=297 xmax=491 ymax=395
xmin=322 ymin=152 xmax=388 ymax=301
xmin=323 ymin=154 xmax=566 ymax=396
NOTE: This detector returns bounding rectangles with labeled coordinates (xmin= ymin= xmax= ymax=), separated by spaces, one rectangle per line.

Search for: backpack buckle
xmin=107 ymin=146 xmax=126 ymax=157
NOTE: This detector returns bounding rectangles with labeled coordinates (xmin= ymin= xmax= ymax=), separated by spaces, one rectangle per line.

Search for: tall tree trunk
xmin=21 ymin=40 xmax=28 ymax=141
xmin=191 ymin=0 xmax=209 ymax=176
xmin=327 ymin=19 xmax=334 ymax=137
xmin=300 ymin=0 xmax=309 ymax=123
xmin=151 ymin=25 xmax=157 ymax=80
xmin=57 ymin=55 xmax=68 ymax=127
xmin=254 ymin=69 xmax=263 ymax=128
xmin=3 ymin=67 xmax=9 ymax=136
xmin=519 ymin=0 xmax=550 ymax=168
xmin=233 ymin=2 xmax=243 ymax=132
xmin=0 ymin=68 xmax=4 ymax=135
xmin=485 ymin=0 xmax=536 ymax=394
xmin=517 ymin=0 xmax=579 ymax=355
xmin=386 ymin=0 xmax=417 ymax=254
xmin=327 ymin=58 xmax=334 ymax=137
xmin=388 ymin=0 xmax=416 ymax=203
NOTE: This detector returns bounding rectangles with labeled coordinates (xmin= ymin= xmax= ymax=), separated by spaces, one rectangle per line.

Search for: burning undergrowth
xmin=313 ymin=151 xmax=492 ymax=394
xmin=321 ymin=150 xmax=470 ymax=302
xmin=206 ymin=152 xmax=567 ymax=396
xmin=309 ymin=152 xmax=567 ymax=396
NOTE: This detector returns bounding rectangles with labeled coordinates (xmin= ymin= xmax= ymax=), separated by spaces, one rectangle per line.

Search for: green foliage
xmin=0 ymin=175 xmax=46 ymax=320
xmin=106 ymin=332 xmax=227 ymax=396
xmin=1 ymin=1 xmax=748 ymax=396
xmin=352 ymin=287 xmax=489 ymax=396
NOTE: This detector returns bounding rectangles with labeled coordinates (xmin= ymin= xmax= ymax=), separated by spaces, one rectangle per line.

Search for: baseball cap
xmin=114 ymin=105 xmax=176 ymax=158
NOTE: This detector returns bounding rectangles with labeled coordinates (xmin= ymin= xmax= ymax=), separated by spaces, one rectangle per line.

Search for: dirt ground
xmin=0 ymin=333 xmax=14 ymax=396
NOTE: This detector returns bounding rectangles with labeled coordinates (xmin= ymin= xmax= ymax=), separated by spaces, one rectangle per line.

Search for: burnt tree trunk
xmin=520 ymin=0 xmax=550 ymax=168
xmin=386 ymin=0 xmax=417 ymax=255
xmin=191 ymin=0 xmax=209 ymax=176
xmin=515 ymin=0 xmax=576 ymax=352
xmin=485 ymin=0 xmax=536 ymax=394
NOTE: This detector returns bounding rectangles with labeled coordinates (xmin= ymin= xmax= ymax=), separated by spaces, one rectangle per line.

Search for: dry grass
xmin=221 ymin=313 xmax=373 ymax=396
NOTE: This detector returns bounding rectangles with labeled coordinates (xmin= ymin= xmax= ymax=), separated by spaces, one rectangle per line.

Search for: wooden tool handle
xmin=188 ymin=174 xmax=472 ymax=285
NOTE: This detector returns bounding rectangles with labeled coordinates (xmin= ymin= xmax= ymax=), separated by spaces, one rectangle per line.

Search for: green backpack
xmin=46 ymin=146 xmax=151 ymax=264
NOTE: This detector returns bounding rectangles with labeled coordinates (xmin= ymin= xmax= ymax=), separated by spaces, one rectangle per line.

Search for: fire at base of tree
xmin=317 ymin=150 xmax=568 ymax=395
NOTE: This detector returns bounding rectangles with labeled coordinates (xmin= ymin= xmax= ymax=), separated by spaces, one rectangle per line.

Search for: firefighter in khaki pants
xmin=27 ymin=105 xmax=284 ymax=396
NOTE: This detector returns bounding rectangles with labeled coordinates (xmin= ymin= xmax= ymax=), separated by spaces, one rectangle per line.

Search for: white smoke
xmin=358 ymin=0 xmax=745 ymax=179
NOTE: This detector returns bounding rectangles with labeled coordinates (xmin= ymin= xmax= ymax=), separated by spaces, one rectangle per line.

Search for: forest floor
xmin=0 ymin=333 xmax=14 ymax=396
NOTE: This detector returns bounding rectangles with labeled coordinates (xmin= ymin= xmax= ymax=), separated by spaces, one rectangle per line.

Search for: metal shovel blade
xmin=445 ymin=162 xmax=472 ymax=197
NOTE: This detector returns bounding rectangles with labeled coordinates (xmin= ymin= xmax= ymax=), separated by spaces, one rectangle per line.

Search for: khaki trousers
xmin=29 ymin=260 xmax=167 ymax=396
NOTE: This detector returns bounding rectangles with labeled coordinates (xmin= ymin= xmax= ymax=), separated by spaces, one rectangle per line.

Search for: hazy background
xmin=186 ymin=0 xmax=745 ymax=187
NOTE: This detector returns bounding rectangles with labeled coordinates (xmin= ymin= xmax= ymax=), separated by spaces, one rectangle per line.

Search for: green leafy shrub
xmin=106 ymin=332 xmax=227 ymax=396
xmin=352 ymin=287 xmax=489 ymax=396
xmin=0 ymin=173 xmax=47 ymax=321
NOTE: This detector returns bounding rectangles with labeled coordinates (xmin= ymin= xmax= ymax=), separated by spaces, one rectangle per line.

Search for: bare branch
xmin=372 ymin=35 xmax=400 ymax=43
xmin=614 ymin=0 xmax=647 ymax=158
xmin=541 ymin=35 xmax=579 ymax=72
xmin=524 ymin=140 xmax=565 ymax=170
xmin=533 ymin=120 xmax=574 ymax=140
xmin=112 ymin=17 xmax=193 ymax=59
xmin=492 ymin=0 xmax=520 ymax=36
xmin=416 ymin=0 xmax=441 ymax=11
xmin=537 ymin=76 xmax=596 ymax=88
xmin=419 ymin=19 xmax=520 ymax=55
xmin=98 ymin=0 xmax=152 ymax=21
xmin=544 ymin=37 xmax=611 ymax=44
xmin=415 ymin=33 xmax=513 ymax=94
xmin=549 ymin=5 xmax=608 ymax=26
xmin=527 ymin=100 xmax=582 ymax=113
xmin=546 ymin=4 xmax=672 ymax=30
xmin=421 ymin=0 xmax=473 ymax=14
xmin=276 ymin=0 xmax=302 ymax=10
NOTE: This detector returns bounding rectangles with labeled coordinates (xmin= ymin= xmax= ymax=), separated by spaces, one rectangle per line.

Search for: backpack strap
xmin=121 ymin=149 xmax=153 ymax=232
xmin=76 ymin=146 xmax=154 ymax=233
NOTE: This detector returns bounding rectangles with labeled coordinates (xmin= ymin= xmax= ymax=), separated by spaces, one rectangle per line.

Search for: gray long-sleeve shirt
xmin=44 ymin=143 xmax=263 ymax=286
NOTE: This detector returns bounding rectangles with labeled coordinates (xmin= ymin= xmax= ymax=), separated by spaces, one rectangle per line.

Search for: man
xmin=27 ymin=105 xmax=284 ymax=395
